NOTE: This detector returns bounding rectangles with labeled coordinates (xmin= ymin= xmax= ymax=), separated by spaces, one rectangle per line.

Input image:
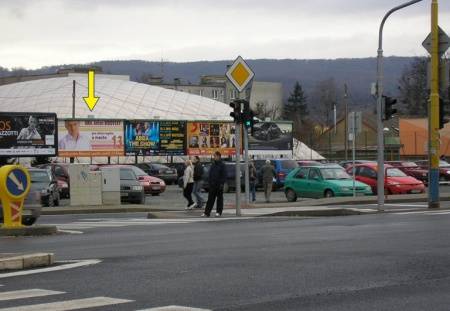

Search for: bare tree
xmin=310 ymin=78 xmax=338 ymax=130
xmin=398 ymin=57 xmax=428 ymax=117
xmin=254 ymin=101 xmax=281 ymax=120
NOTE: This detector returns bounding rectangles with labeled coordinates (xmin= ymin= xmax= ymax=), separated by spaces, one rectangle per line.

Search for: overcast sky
xmin=0 ymin=0 xmax=449 ymax=69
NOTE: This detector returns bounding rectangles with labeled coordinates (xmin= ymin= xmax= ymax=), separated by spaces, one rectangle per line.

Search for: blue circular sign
xmin=6 ymin=169 xmax=29 ymax=197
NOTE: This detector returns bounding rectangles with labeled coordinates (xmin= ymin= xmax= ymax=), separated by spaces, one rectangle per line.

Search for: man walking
xmin=249 ymin=161 xmax=257 ymax=202
xmin=203 ymin=151 xmax=227 ymax=217
xmin=192 ymin=156 xmax=204 ymax=209
xmin=261 ymin=160 xmax=276 ymax=203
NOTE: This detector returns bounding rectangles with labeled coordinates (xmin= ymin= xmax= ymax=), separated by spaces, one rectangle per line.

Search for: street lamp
xmin=376 ymin=0 xmax=424 ymax=212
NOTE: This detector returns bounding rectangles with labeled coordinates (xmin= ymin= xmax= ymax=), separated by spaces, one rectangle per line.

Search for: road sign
xmin=226 ymin=56 xmax=255 ymax=93
xmin=0 ymin=165 xmax=31 ymax=228
xmin=422 ymin=26 xmax=450 ymax=56
xmin=348 ymin=112 xmax=362 ymax=134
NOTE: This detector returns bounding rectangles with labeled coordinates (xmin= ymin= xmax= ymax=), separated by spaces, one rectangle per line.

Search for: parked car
xmin=284 ymin=165 xmax=372 ymax=201
xmin=253 ymin=159 xmax=298 ymax=189
xmin=36 ymin=163 xmax=71 ymax=198
xmin=130 ymin=166 xmax=166 ymax=195
xmin=338 ymin=160 xmax=376 ymax=169
xmin=385 ymin=161 xmax=428 ymax=184
xmin=347 ymin=163 xmax=425 ymax=195
xmin=201 ymin=162 xmax=244 ymax=193
xmin=297 ymin=160 xmax=322 ymax=167
xmin=415 ymin=160 xmax=450 ymax=182
xmin=98 ymin=165 xmax=145 ymax=204
xmin=135 ymin=163 xmax=178 ymax=185
xmin=252 ymin=122 xmax=283 ymax=141
xmin=166 ymin=162 xmax=186 ymax=179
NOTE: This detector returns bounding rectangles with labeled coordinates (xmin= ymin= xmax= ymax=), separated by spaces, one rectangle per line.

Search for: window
xmin=309 ymin=168 xmax=321 ymax=180
xmin=359 ymin=167 xmax=376 ymax=178
xmin=281 ymin=160 xmax=299 ymax=169
xmin=55 ymin=166 xmax=66 ymax=177
xmin=295 ymin=168 xmax=308 ymax=179
xmin=230 ymin=90 xmax=238 ymax=100
xmin=321 ymin=168 xmax=351 ymax=180
xmin=212 ymin=89 xmax=219 ymax=99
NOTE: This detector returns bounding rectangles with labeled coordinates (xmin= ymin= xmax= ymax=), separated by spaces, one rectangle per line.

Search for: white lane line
xmin=57 ymin=230 xmax=83 ymax=235
xmin=426 ymin=211 xmax=450 ymax=215
xmin=137 ymin=306 xmax=211 ymax=311
xmin=0 ymin=259 xmax=101 ymax=279
xmin=0 ymin=289 xmax=64 ymax=301
xmin=369 ymin=203 xmax=429 ymax=207
xmin=0 ymin=297 xmax=132 ymax=311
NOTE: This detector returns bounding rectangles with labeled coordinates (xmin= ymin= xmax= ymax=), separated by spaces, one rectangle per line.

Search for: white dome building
xmin=0 ymin=73 xmax=232 ymax=120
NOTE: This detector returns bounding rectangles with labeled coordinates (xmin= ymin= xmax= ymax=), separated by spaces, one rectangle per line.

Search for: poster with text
xmin=249 ymin=122 xmax=293 ymax=151
xmin=187 ymin=121 xmax=237 ymax=156
xmin=0 ymin=112 xmax=57 ymax=157
xmin=58 ymin=119 xmax=124 ymax=157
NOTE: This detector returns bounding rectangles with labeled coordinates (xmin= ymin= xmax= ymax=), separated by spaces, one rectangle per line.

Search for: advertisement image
xmin=249 ymin=122 xmax=293 ymax=151
xmin=0 ymin=112 xmax=57 ymax=156
xmin=58 ymin=119 xmax=124 ymax=157
xmin=187 ymin=121 xmax=237 ymax=156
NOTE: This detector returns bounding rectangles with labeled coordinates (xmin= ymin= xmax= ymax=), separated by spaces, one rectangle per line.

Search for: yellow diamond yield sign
xmin=226 ymin=56 xmax=254 ymax=93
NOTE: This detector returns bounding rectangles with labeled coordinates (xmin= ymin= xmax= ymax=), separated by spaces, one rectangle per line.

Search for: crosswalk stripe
xmin=0 ymin=297 xmax=132 ymax=311
xmin=0 ymin=289 xmax=64 ymax=301
xmin=137 ymin=306 xmax=211 ymax=311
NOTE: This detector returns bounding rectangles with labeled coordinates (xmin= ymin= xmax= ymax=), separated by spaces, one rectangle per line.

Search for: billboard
xmin=187 ymin=121 xmax=237 ymax=156
xmin=58 ymin=119 xmax=124 ymax=157
xmin=125 ymin=120 xmax=186 ymax=156
xmin=0 ymin=112 xmax=57 ymax=157
xmin=249 ymin=122 xmax=293 ymax=151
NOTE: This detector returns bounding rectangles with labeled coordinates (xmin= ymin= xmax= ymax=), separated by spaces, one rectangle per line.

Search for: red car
xmin=347 ymin=163 xmax=425 ymax=195
xmin=100 ymin=165 xmax=166 ymax=196
xmin=385 ymin=161 xmax=428 ymax=184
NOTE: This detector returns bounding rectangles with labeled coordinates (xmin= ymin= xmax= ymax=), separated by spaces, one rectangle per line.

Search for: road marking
xmin=426 ymin=211 xmax=450 ymax=215
xmin=0 ymin=289 xmax=64 ymax=301
xmin=369 ymin=203 xmax=429 ymax=208
xmin=0 ymin=259 xmax=101 ymax=279
xmin=0 ymin=297 xmax=132 ymax=311
xmin=57 ymin=229 xmax=84 ymax=235
xmin=137 ymin=306 xmax=211 ymax=311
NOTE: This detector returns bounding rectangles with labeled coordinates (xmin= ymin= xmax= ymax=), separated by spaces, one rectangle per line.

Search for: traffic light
xmin=439 ymin=97 xmax=448 ymax=129
xmin=229 ymin=100 xmax=242 ymax=123
xmin=383 ymin=95 xmax=397 ymax=120
xmin=241 ymin=100 xmax=251 ymax=128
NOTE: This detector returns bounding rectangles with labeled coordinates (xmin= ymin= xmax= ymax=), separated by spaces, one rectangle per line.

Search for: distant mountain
xmin=0 ymin=57 xmax=416 ymax=110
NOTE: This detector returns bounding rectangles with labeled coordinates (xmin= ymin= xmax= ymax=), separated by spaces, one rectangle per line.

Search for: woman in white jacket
xmin=183 ymin=159 xmax=196 ymax=209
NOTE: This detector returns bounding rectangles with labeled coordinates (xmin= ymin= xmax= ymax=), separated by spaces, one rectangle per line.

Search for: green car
xmin=284 ymin=165 xmax=372 ymax=201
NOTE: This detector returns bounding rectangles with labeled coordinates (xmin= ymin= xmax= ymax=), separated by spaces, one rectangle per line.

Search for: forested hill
xmin=1 ymin=57 xmax=416 ymax=108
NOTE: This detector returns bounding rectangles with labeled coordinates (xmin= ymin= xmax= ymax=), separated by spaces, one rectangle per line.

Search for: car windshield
xmin=403 ymin=162 xmax=418 ymax=167
xmin=120 ymin=169 xmax=137 ymax=180
xmin=131 ymin=166 xmax=147 ymax=177
xmin=386 ymin=168 xmax=407 ymax=177
xmin=281 ymin=160 xmax=299 ymax=169
xmin=320 ymin=168 xmax=351 ymax=180
xmin=30 ymin=171 xmax=51 ymax=183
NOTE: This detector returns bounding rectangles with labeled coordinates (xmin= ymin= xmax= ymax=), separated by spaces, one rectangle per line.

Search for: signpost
xmin=226 ymin=56 xmax=255 ymax=216
xmin=0 ymin=165 xmax=31 ymax=228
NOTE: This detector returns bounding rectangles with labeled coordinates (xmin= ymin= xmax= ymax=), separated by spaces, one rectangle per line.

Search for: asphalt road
xmin=3 ymin=210 xmax=450 ymax=310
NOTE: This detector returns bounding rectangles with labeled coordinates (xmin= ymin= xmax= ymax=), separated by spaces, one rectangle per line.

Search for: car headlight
xmin=388 ymin=181 xmax=400 ymax=186
xmin=340 ymin=186 xmax=351 ymax=191
xmin=132 ymin=185 xmax=143 ymax=191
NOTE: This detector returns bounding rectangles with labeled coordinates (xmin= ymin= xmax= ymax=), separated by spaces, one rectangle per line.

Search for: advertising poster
xmin=58 ymin=119 xmax=124 ymax=157
xmin=125 ymin=120 xmax=186 ymax=156
xmin=249 ymin=122 xmax=293 ymax=151
xmin=0 ymin=112 xmax=57 ymax=156
xmin=187 ymin=121 xmax=237 ymax=156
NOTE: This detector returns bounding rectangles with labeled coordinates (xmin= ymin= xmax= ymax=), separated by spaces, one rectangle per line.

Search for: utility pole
xmin=428 ymin=0 xmax=440 ymax=209
xmin=70 ymin=80 xmax=76 ymax=164
xmin=344 ymin=84 xmax=348 ymax=160
xmin=376 ymin=0 xmax=424 ymax=212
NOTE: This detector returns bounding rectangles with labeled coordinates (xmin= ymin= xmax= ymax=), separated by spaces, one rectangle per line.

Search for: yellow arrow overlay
xmin=83 ymin=70 xmax=100 ymax=111
xmin=8 ymin=172 xmax=24 ymax=191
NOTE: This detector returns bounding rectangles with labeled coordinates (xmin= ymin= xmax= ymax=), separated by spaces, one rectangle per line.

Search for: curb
xmin=41 ymin=207 xmax=154 ymax=215
xmin=0 ymin=225 xmax=58 ymax=237
xmin=259 ymin=208 xmax=375 ymax=217
xmin=0 ymin=253 xmax=54 ymax=271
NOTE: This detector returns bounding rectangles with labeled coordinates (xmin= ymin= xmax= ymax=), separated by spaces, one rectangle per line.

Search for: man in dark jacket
xmin=192 ymin=156 xmax=204 ymax=209
xmin=203 ymin=151 xmax=227 ymax=217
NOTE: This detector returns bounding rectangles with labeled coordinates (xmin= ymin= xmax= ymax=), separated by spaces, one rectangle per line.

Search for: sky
xmin=0 ymin=0 xmax=449 ymax=69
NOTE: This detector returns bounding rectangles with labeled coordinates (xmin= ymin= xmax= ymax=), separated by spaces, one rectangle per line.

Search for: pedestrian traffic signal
xmin=383 ymin=96 xmax=397 ymax=120
xmin=439 ymin=97 xmax=449 ymax=129
xmin=229 ymin=100 xmax=242 ymax=123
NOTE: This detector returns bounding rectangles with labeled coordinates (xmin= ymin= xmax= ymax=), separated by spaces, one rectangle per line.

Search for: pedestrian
xmin=183 ymin=159 xmax=196 ymax=210
xmin=192 ymin=156 xmax=204 ymax=209
xmin=261 ymin=160 xmax=276 ymax=203
xmin=249 ymin=161 xmax=257 ymax=202
xmin=203 ymin=151 xmax=227 ymax=217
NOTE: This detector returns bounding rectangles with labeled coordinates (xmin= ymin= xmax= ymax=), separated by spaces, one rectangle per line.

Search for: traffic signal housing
xmin=383 ymin=95 xmax=398 ymax=120
xmin=439 ymin=97 xmax=449 ymax=129
xmin=229 ymin=100 xmax=242 ymax=123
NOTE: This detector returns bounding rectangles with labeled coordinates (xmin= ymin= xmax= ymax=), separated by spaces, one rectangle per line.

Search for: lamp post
xmin=376 ymin=0 xmax=424 ymax=211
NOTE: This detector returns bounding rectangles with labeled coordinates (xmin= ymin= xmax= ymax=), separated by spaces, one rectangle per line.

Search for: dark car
xmin=36 ymin=163 xmax=70 ymax=199
xmin=252 ymin=123 xmax=283 ymax=141
xmin=415 ymin=160 xmax=450 ymax=182
xmin=135 ymin=163 xmax=178 ymax=185
xmin=99 ymin=165 xmax=145 ymax=204
xmin=166 ymin=163 xmax=186 ymax=179
xmin=253 ymin=159 xmax=298 ymax=190
xmin=29 ymin=168 xmax=60 ymax=207
xmin=386 ymin=161 xmax=428 ymax=184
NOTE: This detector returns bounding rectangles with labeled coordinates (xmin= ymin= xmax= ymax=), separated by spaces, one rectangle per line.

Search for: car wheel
xmin=22 ymin=217 xmax=36 ymax=226
xmin=223 ymin=182 xmax=230 ymax=193
xmin=439 ymin=175 xmax=446 ymax=182
xmin=324 ymin=189 xmax=334 ymax=198
xmin=285 ymin=189 xmax=297 ymax=202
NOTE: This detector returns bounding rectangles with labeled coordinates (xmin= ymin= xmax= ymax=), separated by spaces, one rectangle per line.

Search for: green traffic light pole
xmin=376 ymin=0 xmax=424 ymax=211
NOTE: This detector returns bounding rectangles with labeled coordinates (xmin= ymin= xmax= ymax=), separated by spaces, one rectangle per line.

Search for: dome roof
xmin=0 ymin=75 xmax=232 ymax=120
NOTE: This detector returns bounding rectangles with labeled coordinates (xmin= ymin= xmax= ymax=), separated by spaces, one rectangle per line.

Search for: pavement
xmin=3 ymin=211 xmax=450 ymax=310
